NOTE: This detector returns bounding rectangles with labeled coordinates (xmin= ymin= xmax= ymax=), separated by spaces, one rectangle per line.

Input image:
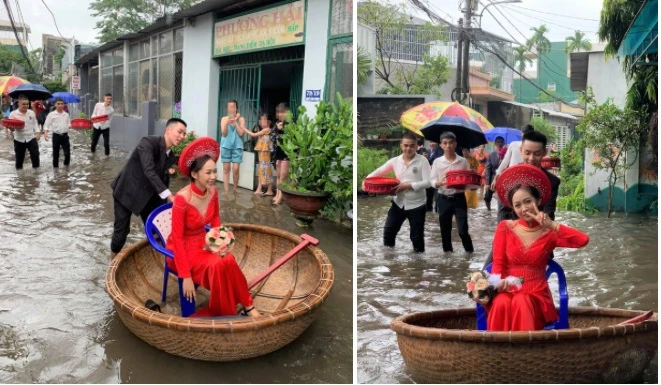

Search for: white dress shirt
xmin=92 ymin=103 xmax=114 ymax=129
xmin=8 ymin=109 xmax=39 ymax=143
xmin=45 ymin=110 xmax=71 ymax=134
xmin=431 ymin=155 xmax=470 ymax=195
xmin=367 ymin=153 xmax=431 ymax=210
xmin=496 ymin=140 xmax=523 ymax=176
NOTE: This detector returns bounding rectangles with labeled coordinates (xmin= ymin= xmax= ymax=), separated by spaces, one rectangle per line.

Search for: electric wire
xmin=1 ymin=0 xmax=36 ymax=74
xmin=506 ymin=4 xmax=600 ymax=21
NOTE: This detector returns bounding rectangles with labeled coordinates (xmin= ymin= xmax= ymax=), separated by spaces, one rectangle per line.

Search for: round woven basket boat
xmin=106 ymin=223 xmax=334 ymax=361
xmin=391 ymin=307 xmax=657 ymax=384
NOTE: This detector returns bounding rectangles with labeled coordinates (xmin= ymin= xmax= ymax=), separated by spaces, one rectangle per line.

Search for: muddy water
xmin=357 ymin=195 xmax=658 ymax=383
xmin=0 ymin=130 xmax=352 ymax=383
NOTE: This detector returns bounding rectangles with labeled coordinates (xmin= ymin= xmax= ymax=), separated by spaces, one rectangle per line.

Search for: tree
xmin=357 ymin=46 xmax=372 ymax=86
xmin=529 ymin=115 xmax=558 ymax=144
xmin=513 ymin=45 xmax=533 ymax=101
xmin=0 ymin=44 xmax=42 ymax=83
xmin=537 ymin=88 xmax=563 ymax=103
xmin=526 ymin=25 xmax=551 ymax=90
xmin=89 ymin=0 xmax=200 ymax=43
xmin=577 ymin=99 xmax=648 ymax=217
xmin=358 ymin=0 xmax=449 ymax=95
xmin=564 ymin=30 xmax=592 ymax=54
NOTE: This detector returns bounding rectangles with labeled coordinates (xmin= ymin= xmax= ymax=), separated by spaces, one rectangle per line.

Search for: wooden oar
xmin=616 ymin=310 xmax=654 ymax=325
xmin=248 ymin=234 xmax=319 ymax=289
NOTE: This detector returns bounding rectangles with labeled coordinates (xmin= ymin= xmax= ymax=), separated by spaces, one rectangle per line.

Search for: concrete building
xmin=42 ymin=34 xmax=73 ymax=79
xmin=0 ymin=19 xmax=29 ymax=48
xmin=75 ymin=0 xmax=353 ymax=191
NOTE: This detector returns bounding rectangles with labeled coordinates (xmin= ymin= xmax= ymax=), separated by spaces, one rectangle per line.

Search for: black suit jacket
xmin=499 ymin=168 xmax=560 ymax=221
xmin=110 ymin=136 xmax=176 ymax=215
xmin=484 ymin=150 xmax=500 ymax=185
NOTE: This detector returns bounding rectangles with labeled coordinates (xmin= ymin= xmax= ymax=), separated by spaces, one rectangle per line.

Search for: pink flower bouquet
xmin=205 ymin=226 xmax=236 ymax=256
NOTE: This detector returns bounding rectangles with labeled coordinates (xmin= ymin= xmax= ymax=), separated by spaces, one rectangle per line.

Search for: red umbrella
xmin=0 ymin=76 xmax=29 ymax=96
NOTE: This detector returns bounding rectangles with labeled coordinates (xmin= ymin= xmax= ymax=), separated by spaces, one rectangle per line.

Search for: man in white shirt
xmin=364 ymin=133 xmax=431 ymax=252
xmin=430 ymin=131 xmax=474 ymax=253
xmin=44 ymin=98 xmax=72 ymax=167
xmin=8 ymin=95 xmax=40 ymax=169
xmin=91 ymin=93 xmax=114 ymax=156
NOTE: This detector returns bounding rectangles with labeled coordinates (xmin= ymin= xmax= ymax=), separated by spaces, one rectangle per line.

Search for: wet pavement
xmin=0 ymin=130 xmax=352 ymax=383
xmin=357 ymin=194 xmax=658 ymax=384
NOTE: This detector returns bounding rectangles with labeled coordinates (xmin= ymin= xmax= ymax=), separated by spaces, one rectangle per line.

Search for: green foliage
xmin=564 ymin=31 xmax=592 ymax=54
xmin=54 ymin=47 xmax=66 ymax=67
xmin=357 ymin=46 xmax=372 ymax=86
xmin=171 ymin=131 xmax=198 ymax=156
xmin=359 ymin=0 xmax=449 ymax=95
xmin=281 ymin=93 xmax=353 ymax=204
xmin=42 ymin=79 xmax=67 ymax=93
xmin=578 ymin=86 xmax=596 ymax=106
xmin=557 ymin=178 xmax=596 ymax=213
xmin=577 ymin=99 xmax=648 ymax=217
xmin=558 ymin=138 xmax=585 ymax=196
xmin=536 ymin=88 xmax=563 ymax=103
xmin=357 ymin=147 xmax=390 ymax=189
xmin=527 ymin=25 xmax=551 ymax=90
xmin=529 ymin=115 xmax=558 ymax=143
xmin=89 ymin=0 xmax=199 ymax=43
xmin=513 ymin=45 xmax=533 ymax=73
xmin=489 ymin=74 xmax=501 ymax=89
xmin=76 ymin=112 xmax=88 ymax=118
xmin=0 ymin=44 xmax=41 ymax=83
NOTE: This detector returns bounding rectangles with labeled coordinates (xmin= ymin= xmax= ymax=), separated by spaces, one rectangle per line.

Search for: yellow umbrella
xmin=400 ymin=101 xmax=494 ymax=133
xmin=0 ymin=75 xmax=30 ymax=97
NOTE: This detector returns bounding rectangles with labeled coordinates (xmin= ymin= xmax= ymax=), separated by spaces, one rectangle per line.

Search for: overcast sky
xmin=2 ymin=0 xmax=605 ymax=51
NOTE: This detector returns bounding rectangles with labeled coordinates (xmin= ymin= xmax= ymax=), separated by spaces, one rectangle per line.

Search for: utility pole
xmin=461 ymin=0 xmax=474 ymax=107
xmin=454 ymin=18 xmax=463 ymax=100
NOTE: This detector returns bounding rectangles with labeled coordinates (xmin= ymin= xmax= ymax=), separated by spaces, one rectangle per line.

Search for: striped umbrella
xmin=400 ymin=101 xmax=494 ymax=135
xmin=0 ymin=75 xmax=29 ymax=97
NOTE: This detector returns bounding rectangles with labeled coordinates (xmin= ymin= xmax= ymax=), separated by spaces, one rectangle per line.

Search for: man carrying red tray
xmin=8 ymin=95 xmax=41 ymax=169
xmin=44 ymin=98 xmax=72 ymax=168
xmin=91 ymin=93 xmax=114 ymax=156
xmin=363 ymin=133 xmax=431 ymax=253
xmin=430 ymin=131 xmax=474 ymax=253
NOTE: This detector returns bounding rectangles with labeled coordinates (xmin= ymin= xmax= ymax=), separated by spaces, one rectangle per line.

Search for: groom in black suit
xmin=109 ymin=118 xmax=187 ymax=257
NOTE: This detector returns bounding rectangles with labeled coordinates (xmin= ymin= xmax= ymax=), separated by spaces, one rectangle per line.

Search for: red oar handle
xmin=617 ymin=310 xmax=654 ymax=325
xmin=248 ymin=234 xmax=319 ymax=289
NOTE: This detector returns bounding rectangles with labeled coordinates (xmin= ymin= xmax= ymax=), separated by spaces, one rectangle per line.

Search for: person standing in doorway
xmin=91 ymin=93 xmax=114 ymax=156
xmin=424 ymin=140 xmax=444 ymax=212
xmin=484 ymin=136 xmax=505 ymax=211
xmin=363 ymin=133 xmax=431 ymax=252
xmin=44 ymin=98 xmax=72 ymax=168
xmin=430 ymin=132 xmax=474 ymax=253
xmin=272 ymin=103 xmax=291 ymax=205
xmin=219 ymin=99 xmax=246 ymax=194
xmin=8 ymin=95 xmax=41 ymax=169
xmin=109 ymin=118 xmax=187 ymax=258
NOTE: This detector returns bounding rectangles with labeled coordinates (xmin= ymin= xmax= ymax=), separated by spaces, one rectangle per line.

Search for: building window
xmin=327 ymin=0 xmax=353 ymax=103
xmin=127 ymin=28 xmax=183 ymax=119
xmin=547 ymin=82 xmax=556 ymax=91
xmin=100 ymin=47 xmax=124 ymax=114
xmin=555 ymin=125 xmax=569 ymax=149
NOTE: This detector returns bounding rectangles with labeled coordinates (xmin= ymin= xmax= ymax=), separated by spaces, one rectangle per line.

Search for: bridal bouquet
xmin=466 ymin=271 xmax=524 ymax=306
xmin=205 ymin=226 xmax=235 ymax=256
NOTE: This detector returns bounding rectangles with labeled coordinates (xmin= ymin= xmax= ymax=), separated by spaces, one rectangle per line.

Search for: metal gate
xmin=289 ymin=63 xmax=304 ymax=120
xmin=217 ymin=66 xmax=261 ymax=146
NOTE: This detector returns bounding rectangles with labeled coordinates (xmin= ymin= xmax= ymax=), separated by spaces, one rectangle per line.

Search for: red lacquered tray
xmin=1 ymin=118 xmax=24 ymax=129
xmin=71 ymin=118 xmax=93 ymax=129
xmin=446 ymin=170 xmax=480 ymax=190
xmin=91 ymin=114 xmax=109 ymax=123
xmin=364 ymin=177 xmax=399 ymax=195
xmin=541 ymin=157 xmax=561 ymax=170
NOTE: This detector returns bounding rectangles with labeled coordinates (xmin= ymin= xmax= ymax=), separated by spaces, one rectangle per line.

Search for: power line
xmin=501 ymin=5 xmax=599 ymax=33
xmin=41 ymin=0 xmax=74 ymax=47
xmin=507 ymin=4 xmax=600 ymax=21
xmin=2 ymin=0 xmax=36 ymax=74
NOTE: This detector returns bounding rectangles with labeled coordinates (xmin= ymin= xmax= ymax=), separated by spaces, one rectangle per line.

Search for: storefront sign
xmin=305 ymin=89 xmax=321 ymax=102
xmin=71 ymin=76 xmax=80 ymax=90
xmin=213 ymin=0 xmax=306 ymax=57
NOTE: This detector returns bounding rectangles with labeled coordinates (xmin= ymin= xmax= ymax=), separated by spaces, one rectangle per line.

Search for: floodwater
xmin=0 ymin=130 xmax=353 ymax=383
xmin=357 ymin=194 xmax=658 ymax=384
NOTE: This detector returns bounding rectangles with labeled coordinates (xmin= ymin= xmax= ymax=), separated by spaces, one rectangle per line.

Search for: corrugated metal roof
xmin=502 ymin=101 xmax=578 ymax=121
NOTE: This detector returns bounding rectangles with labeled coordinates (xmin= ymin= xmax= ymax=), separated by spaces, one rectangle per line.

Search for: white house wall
xmin=181 ymin=12 xmax=220 ymax=139
xmin=301 ymin=0 xmax=330 ymax=116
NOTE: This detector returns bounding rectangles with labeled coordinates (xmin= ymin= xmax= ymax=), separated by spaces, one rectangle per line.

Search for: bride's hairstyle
xmin=507 ymin=184 xmax=541 ymax=206
xmin=189 ymin=154 xmax=214 ymax=180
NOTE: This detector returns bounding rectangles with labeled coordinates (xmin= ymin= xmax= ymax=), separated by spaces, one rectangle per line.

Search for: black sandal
xmin=241 ymin=306 xmax=255 ymax=316
xmin=145 ymin=299 xmax=162 ymax=313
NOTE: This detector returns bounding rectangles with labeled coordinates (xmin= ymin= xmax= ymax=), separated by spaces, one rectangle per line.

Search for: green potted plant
xmin=170 ymin=130 xmax=198 ymax=177
xmin=280 ymin=93 xmax=353 ymax=227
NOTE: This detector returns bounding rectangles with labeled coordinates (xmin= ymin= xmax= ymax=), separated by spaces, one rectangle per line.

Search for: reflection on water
xmin=357 ymin=195 xmax=658 ymax=384
xmin=0 ymin=131 xmax=352 ymax=383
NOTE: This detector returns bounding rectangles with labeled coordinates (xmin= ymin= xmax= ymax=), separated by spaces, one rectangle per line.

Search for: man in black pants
xmin=424 ymin=140 xmax=444 ymax=212
xmin=483 ymin=136 xmax=505 ymax=210
xmin=430 ymin=131 xmax=474 ymax=253
xmin=44 ymin=98 xmax=72 ymax=167
xmin=7 ymin=95 xmax=40 ymax=169
xmin=363 ymin=133 xmax=431 ymax=252
xmin=91 ymin=93 xmax=113 ymax=156
xmin=109 ymin=118 xmax=187 ymax=258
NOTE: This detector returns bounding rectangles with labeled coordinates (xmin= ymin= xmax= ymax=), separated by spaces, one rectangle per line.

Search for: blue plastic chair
xmin=476 ymin=260 xmax=569 ymax=330
xmin=145 ymin=202 xmax=199 ymax=317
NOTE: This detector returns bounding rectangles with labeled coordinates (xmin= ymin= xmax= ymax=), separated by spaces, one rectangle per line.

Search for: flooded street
xmin=357 ymin=195 xmax=658 ymax=384
xmin=0 ymin=130 xmax=352 ymax=383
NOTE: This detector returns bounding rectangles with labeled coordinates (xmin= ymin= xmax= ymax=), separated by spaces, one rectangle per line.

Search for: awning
xmin=617 ymin=0 xmax=658 ymax=65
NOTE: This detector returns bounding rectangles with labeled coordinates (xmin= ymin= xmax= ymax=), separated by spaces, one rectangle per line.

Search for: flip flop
xmin=145 ymin=299 xmax=162 ymax=313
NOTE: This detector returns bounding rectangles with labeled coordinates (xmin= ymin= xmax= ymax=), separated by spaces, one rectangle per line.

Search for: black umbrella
xmin=8 ymin=84 xmax=52 ymax=101
xmin=419 ymin=116 xmax=488 ymax=149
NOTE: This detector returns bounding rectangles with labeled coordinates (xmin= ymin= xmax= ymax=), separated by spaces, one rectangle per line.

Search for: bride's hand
xmin=183 ymin=278 xmax=196 ymax=303
xmin=498 ymin=280 xmax=510 ymax=292
xmin=532 ymin=205 xmax=555 ymax=229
